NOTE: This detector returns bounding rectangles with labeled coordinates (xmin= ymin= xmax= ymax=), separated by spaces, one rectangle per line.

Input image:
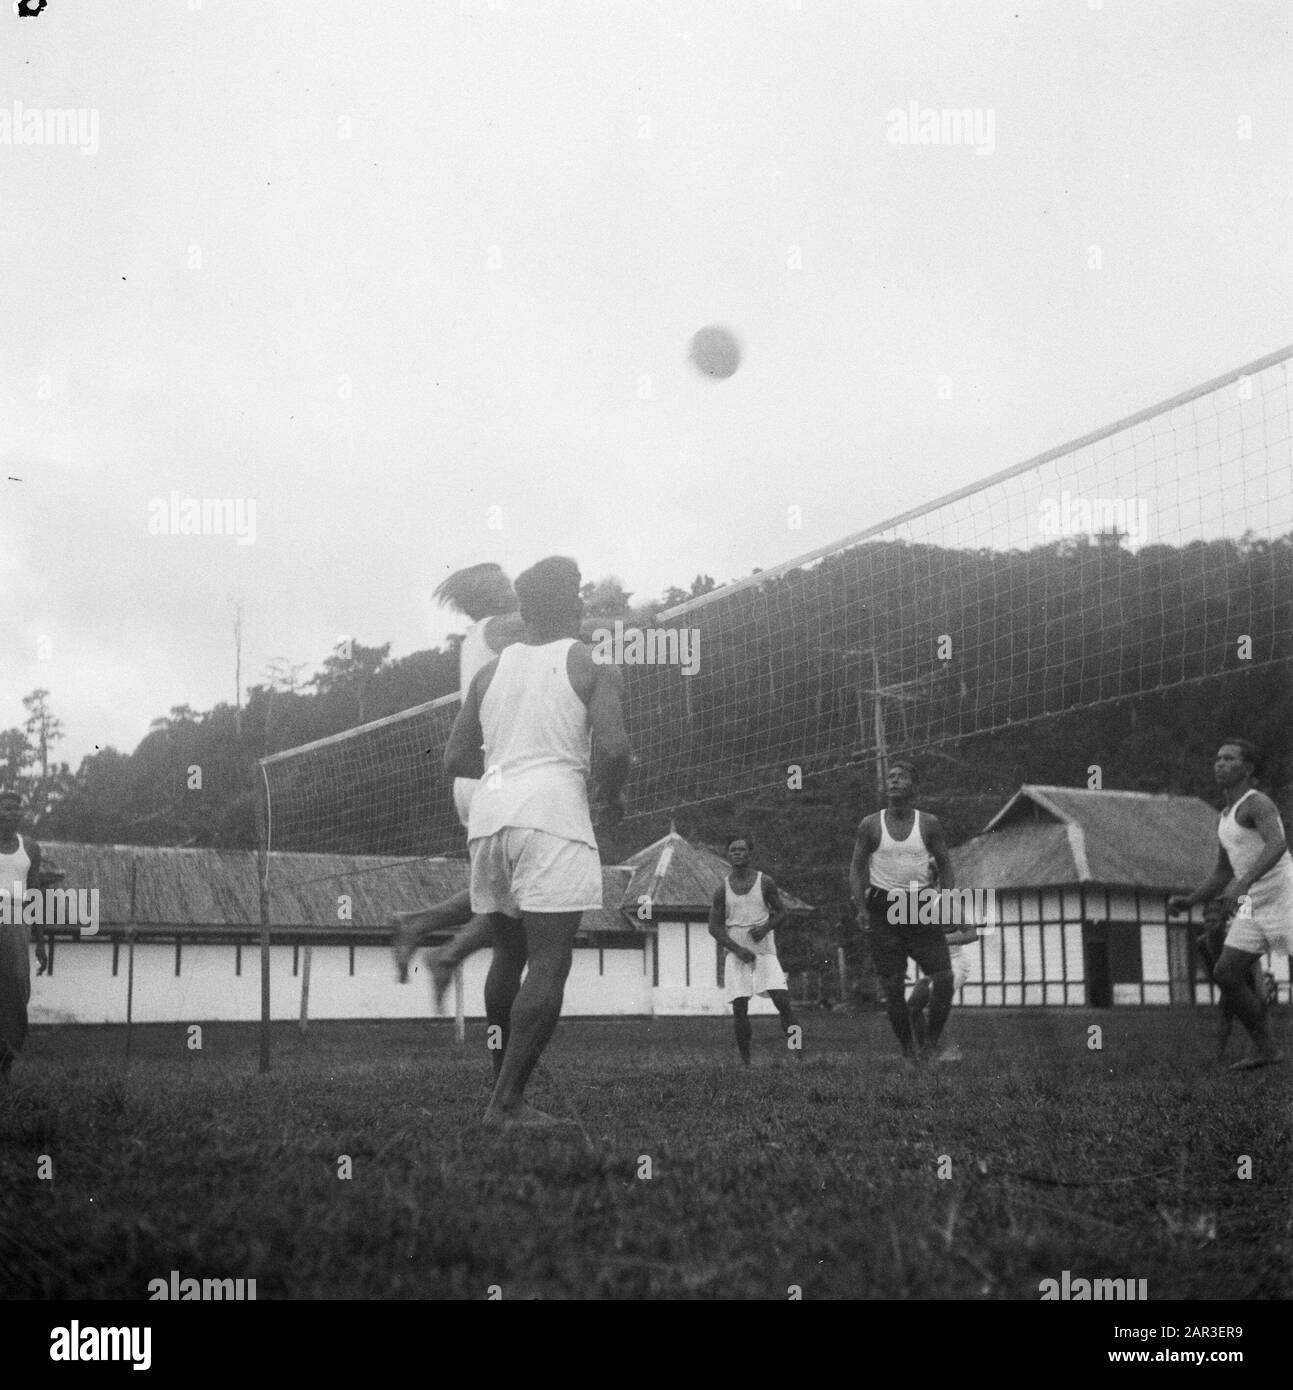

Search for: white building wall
xmin=30 ymin=936 xmax=655 ymax=1024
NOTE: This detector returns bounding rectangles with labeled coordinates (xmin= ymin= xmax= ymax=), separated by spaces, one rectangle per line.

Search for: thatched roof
xmin=622 ymin=826 xmax=813 ymax=913
xmin=37 ymin=829 xmax=813 ymax=935
xmin=952 ymin=786 xmax=1220 ymax=891
xmin=37 ymin=843 xmax=637 ymax=938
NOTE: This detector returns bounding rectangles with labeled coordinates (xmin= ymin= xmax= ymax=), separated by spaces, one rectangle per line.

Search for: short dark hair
xmin=514 ymin=556 xmax=582 ymax=627
xmin=727 ymin=832 xmax=755 ymax=853
xmin=1219 ymin=737 xmax=1262 ymax=778
xmin=888 ymin=759 xmax=917 ymax=779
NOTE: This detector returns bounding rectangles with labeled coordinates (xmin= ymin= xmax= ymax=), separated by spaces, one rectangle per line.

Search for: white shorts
xmin=453 ymin=777 xmax=478 ymax=830
xmin=725 ymin=939 xmax=788 ymax=1002
xmin=1224 ymin=897 xmax=1293 ymax=957
xmin=468 ymin=827 xmax=602 ymax=917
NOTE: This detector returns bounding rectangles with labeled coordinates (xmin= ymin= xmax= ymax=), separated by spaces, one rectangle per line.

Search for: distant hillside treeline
xmin=5 ymin=543 xmax=1290 ymax=929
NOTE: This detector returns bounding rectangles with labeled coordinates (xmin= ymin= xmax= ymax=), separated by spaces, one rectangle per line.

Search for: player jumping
xmin=708 ymin=835 xmax=797 ymax=1065
xmin=1169 ymin=738 xmax=1292 ymax=1071
xmin=390 ymin=563 xmax=526 ymax=1005
xmin=850 ymin=759 xmax=958 ymax=1063
xmin=444 ymin=556 xmax=630 ymax=1126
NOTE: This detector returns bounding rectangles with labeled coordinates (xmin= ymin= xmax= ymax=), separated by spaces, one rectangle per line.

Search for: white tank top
xmin=725 ymin=872 xmax=776 ymax=955
xmin=459 ymin=617 xmax=497 ymax=699
xmin=0 ymin=834 xmax=32 ymax=905
xmin=1219 ymin=791 xmax=1293 ymax=900
xmin=725 ymin=872 xmax=769 ymax=927
xmin=870 ymin=810 xmax=934 ymax=890
xmin=467 ymin=639 xmax=596 ymax=847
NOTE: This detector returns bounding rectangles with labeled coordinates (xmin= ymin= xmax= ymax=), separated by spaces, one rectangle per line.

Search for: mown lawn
xmin=2 ymin=1009 xmax=1289 ymax=1299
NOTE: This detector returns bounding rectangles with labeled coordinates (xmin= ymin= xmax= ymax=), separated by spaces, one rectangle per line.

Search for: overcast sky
xmin=2 ymin=0 xmax=1289 ymax=769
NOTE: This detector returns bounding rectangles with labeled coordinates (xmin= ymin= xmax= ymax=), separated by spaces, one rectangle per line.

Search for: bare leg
xmin=907 ymin=976 xmax=931 ymax=1050
xmin=483 ymin=911 xmax=581 ymax=1123
xmin=1215 ymin=948 xmax=1282 ymax=1069
xmin=391 ymin=889 xmax=472 ymax=982
xmin=925 ymin=970 xmax=955 ymax=1048
xmin=423 ymin=915 xmax=498 ymax=1012
xmin=482 ymin=914 xmax=525 ymax=1080
xmin=880 ymin=972 xmax=915 ymax=1056
xmin=767 ymin=989 xmax=799 ymax=1056
xmin=732 ymin=997 xmax=752 ymax=1064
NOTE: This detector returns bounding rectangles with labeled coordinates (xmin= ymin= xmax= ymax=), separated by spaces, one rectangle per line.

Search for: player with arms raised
xmin=390 ymin=563 xmax=526 ymax=1002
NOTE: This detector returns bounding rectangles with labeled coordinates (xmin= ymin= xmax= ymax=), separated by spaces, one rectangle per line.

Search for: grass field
xmin=2 ymin=1008 xmax=1290 ymax=1300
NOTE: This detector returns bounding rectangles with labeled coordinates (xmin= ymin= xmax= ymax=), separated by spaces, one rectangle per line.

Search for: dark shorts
xmin=864 ymin=887 xmax=952 ymax=981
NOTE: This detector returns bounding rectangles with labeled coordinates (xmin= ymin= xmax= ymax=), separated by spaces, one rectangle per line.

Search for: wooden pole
xmin=453 ymin=965 xmax=465 ymax=1053
xmin=871 ymin=646 xmax=887 ymax=801
xmin=125 ymin=861 xmax=138 ymax=1063
xmin=256 ymin=773 xmax=272 ymax=1073
xmin=837 ymin=945 xmax=849 ymax=1003
xmin=299 ymin=945 xmax=312 ymax=1032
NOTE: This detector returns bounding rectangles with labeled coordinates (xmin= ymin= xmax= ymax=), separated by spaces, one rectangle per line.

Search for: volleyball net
xmin=260 ymin=346 xmax=1292 ymax=872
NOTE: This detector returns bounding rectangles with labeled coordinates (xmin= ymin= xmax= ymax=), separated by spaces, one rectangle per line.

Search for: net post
xmin=256 ymin=769 xmax=272 ymax=1073
xmin=454 ymin=965 xmax=465 ymax=1053
xmin=125 ymin=859 xmax=138 ymax=1064
xmin=299 ymin=945 xmax=312 ymax=1032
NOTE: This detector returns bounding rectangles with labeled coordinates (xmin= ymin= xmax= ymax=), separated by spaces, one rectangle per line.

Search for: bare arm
xmin=443 ymin=666 xmax=489 ymax=780
xmin=749 ymin=877 xmax=790 ymax=942
xmin=925 ymin=814 xmax=955 ymax=891
xmin=587 ymin=664 xmax=631 ymax=806
xmin=848 ymin=818 xmax=878 ymax=914
xmin=1228 ymin=795 xmax=1291 ymax=897
xmin=568 ymin=645 xmax=631 ymax=815
xmin=707 ymin=886 xmax=755 ymax=962
xmin=27 ymin=838 xmax=48 ymax=971
xmin=923 ymin=815 xmax=977 ymax=942
xmin=1168 ymin=845 xmax=1233 ymax=914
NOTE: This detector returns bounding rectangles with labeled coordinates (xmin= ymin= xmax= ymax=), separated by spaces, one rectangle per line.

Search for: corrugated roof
xmin=36 ymin=843 xmax=637 ymax=937
xmin=621 ymin=827 xmax=813 ymax=912
xmin=953 ymin=786 xmax=1220 ymax=891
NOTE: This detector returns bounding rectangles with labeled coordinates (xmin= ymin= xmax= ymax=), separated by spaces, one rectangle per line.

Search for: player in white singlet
xmin=444 ymin=556 xmax=630 ymax=1127
xmin=0 ymin=789 xmax=47 ymax=1081
xmin=1169 ymin=738 xmax=1292 ymax=1070
xmin=390 ymin=564 xmax=527 ymax=1004
xmin=849 ymin=760 xmax=959 ymax=1062
xmin=707 ymin=835 xmax=797 ymax=1064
